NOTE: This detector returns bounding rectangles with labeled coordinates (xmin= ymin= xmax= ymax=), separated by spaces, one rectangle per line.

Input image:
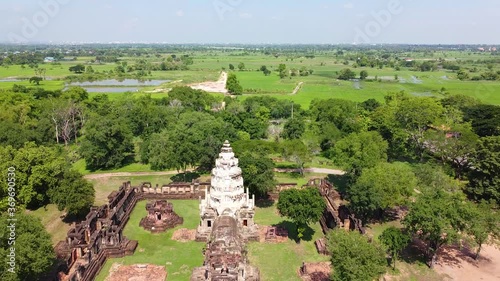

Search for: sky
xmin=1 ymin=0 xmax=499 ymax=44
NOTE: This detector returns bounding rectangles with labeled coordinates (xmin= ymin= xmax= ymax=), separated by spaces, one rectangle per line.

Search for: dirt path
xmin=274 ymin=167 xmax=345 ymax=175
xmin=84 ymin=167 xmax=344 ymax=180
xmin=435 ymin=244 xmax=500 ymax=281
xmin=83 ymin=170 xmax=186 ymax=180
xmin=189 ymin=71 xmax=228 ymax=93
xmin=290 ymin=82 xmax=303 ymax=95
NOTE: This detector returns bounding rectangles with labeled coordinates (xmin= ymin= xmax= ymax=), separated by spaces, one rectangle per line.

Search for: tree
xmin=348 ymin=162 xmax=417 ymax=220
xmin=423 ymin=123 xmax=478 ymax=179
xmin=466 ymin=202 xmax=500 ymax=260
xmin=360 ymin=98 xmax=381 ymax=112
xmin=281 ymin=140 xmax=311 ymax=175
xmin=279 ymin=69 xmax=288 ymax=79
xmin=456 ymin=69 xmax=470 ymax=80
xmin=0 ymin=213 xmax=55 ymax=281
xmin=3 ymin=143 xmax=66 ymax=209
xmin=48 ymin=170 xmax=95 ymax=217
xmin=464 ymin=104 xmax=500 ymax=137
xmin=327 ymin=229 xmax=386 ymax=281
xmin=226 ymin=73 xmax=243 ymax=95
xmin=467 ymin=136 xmax=500 ymax=204
xmin=402 ymin=190 xmax=468 ymax=268
xmin=28 ymin=76 xmax=42 ymax=85
xmin=277 ymin=63 xmax=286 ymax=73
xmin=229 ymin=63 xmax=235 ymax=70
xmin=281 ymin=118 xmax=305 ymax=140
xmin=238 ymin=62 xmax=245 ymax=71
xmin=338 ymin=68 xmax=356 ymax=80
xmin=239 ymin=152 xmax=276 ymax=198
xmin=277 ymin=187 xmax=325 ymax=241
xmin=79 ymin=113 xmax=134 ymax=170
xmin=360 ymin=70 xmax=368 ymax=80
xmin=310 ymin=98 xmax=367 ymax=135
xmin=148 ymin=112 xmax=237 ymax=173
xmin=379 ymin=227 xmax=410 ymax=269
xmin=68 ymin=64 xmax=85 ymax=73
xmin=329 ymin=131 xmax=388 ymax=178
xmin=395 ymin=97 xmax=444 ymax=160
xmin=167 ymin=86 xmax=216 ymax=111
xmin=263 ymin=69 xmax=271 ymax=76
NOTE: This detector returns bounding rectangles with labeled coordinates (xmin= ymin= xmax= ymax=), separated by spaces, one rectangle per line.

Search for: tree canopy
xmin=329 ymin=131 xmax=388 ymax=178
xmin=327 ymin=229 xmax=386 ymax=281
xmin=0 ymin=213 xmax=55 ymax=281
xmin=277 ymin=187 xmax=325 ymax=240
xmin=348 ymin=162 xmax=417 ymax=220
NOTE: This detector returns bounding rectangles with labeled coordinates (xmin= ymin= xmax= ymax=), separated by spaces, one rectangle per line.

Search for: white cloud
xmin=176 ymin=10 xmax=184 ymax=17
xmin=239 ymin=12 xmax=253 ymax=19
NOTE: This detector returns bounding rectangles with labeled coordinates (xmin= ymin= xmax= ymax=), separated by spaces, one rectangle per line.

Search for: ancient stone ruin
xmin=56 ymin=184 xmax=139 ymax=281
xmin=192 ymin=141 xmax=260 ymax=280
xmin=264 ymin=226 xmax=288 ymax=242
xmin=196 ymin=140 xmax=258 ymax=242
xmin=299 ymin=262 xmax=332 ymax=281
xmin=191 ymin=216 xmax=260 ymax=281
xmin=139 ymin=200 xmax=183 ymax=233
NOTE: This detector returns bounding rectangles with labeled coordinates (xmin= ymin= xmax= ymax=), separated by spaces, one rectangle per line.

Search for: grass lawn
xmin=73 ymin=159 xmax=154 ymax=175
xmin=0 ymin=80 xmax=65 ymax=91
xmin=95 ymin=200 xmax=205 ymax=281
xmin=87 ymin=174 xmax=175 ymax=205
xmin=28 ymin=204 xmax=72 ymax=246
xmin=248 ymin=201 xmax=330 ymax=281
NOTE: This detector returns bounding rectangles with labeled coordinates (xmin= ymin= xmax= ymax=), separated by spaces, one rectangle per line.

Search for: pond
xmin=68 ymin=79 xmax=170 ymax=87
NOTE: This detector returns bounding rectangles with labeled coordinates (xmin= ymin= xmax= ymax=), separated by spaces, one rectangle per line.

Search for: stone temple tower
xmin=196 ymin=140 xmax=258 ymax=242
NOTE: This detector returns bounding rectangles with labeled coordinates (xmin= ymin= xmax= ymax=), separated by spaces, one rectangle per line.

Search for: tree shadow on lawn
xmin=256 ymin=198 xmax=275 ymax=208
xmin=170 ymin=172 xmax=201 ymax=182
xmin=400 ymin=237 xmax=479 ymax=268
xmin=400 ymin=237 xmax=429 ymax=266
xmin=273 ymin=220 xmax=315 ymax=242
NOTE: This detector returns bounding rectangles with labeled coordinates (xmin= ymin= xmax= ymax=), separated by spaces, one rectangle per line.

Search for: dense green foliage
xmin=277 ymin=188 xmax=325 ymax=240
xmin=403 ymin=190 xmax=469 ymax=267
xmin=348 ymin=162 xmax=417 ymax=220
xmin=226 ymin=73 xmax=243 ymax=95
xmin=0 ymin=213 xmax=55 ymax=281
xmin=467 ymin=136 xmax=500 ymax=204
xmin=327 ymin=229 xmax=386 ymax=281
xmin=379 ymin=227 xmax=410 ymax=269
xmin=239 ymin=152 xmax=276 ymax=197
xmin=0 ymin=143 xmax=94 ymax=214
xmin=329 ymin=131 xmax=388 ymax=178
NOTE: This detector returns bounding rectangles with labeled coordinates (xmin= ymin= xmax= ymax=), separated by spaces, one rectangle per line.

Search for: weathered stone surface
xmin=139 ymin=200 xmax=183 ymax=233
xmin=192 ymin=141 xmax=260 ymax=280
xmin=196 ymin=140 xmax=258 ymax=242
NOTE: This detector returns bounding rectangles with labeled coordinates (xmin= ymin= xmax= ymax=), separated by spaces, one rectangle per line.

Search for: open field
xmin=2 ymin=51 xmax=500 ymax=108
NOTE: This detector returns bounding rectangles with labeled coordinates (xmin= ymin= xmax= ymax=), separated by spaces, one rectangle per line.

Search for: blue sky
xmin=1 ymin=0 xmax=499 ymax=44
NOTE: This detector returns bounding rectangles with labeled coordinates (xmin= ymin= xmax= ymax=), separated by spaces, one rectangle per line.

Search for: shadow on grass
xmin=326 ymin=173 xmax=350 ymax=196
xmin=273 ymin=220 xmax=315 ymax=242
xmin=170 ymin=172 xmax=200 ymax=182
xmin=400 ymin=237 xmax=431 ymax=266
xmin=256 ymin=198 xmax=275 ymax=208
